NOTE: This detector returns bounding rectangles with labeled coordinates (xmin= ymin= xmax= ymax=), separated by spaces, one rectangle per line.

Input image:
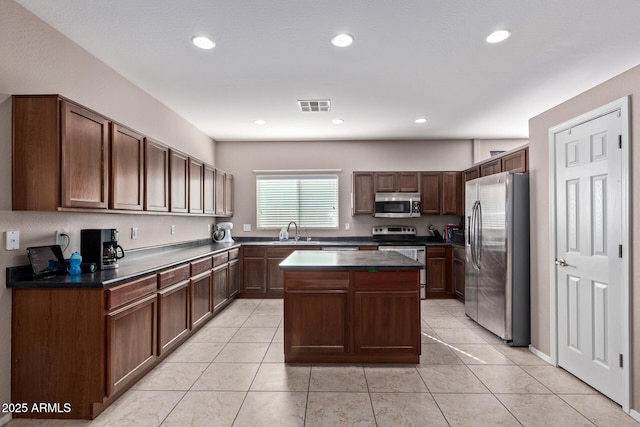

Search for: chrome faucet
xmin=287 ymin=221 xmax=299 ymax=241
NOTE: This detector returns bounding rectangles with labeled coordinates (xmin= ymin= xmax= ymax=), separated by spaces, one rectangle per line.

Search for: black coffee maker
xmin=80 ymin=229 xmax=125 ymax=270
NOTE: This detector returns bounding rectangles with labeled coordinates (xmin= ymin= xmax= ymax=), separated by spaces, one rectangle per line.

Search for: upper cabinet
xmin=352 ymin=172 xmax=375 ymax=215
xmin=12 ymin=95 xmax=109 ymax=210
xmin=374 ymin=172 xmax=419 ymax=193
xmin=419 ymin=172 xmax=441 ymax=215
xmin=501 ymin=148 xmax=528 ymax=173
xmin=144 ymin=138 xmax=170 ymax=212
xmin=420 ymin=172 xmax=462 ymax=216
xmin=111 ymin=123 xmax=144 ymax=211
xmin=12 ymin=95 xmax=232 ymax=217
xmin=465 ymin=146 xmax=529 ymax=180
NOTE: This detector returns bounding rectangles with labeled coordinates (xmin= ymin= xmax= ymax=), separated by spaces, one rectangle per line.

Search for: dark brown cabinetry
xmin=420 ymin=172 xmax=441 ymax=215
xmin=214 ymin=169 xmax=233 ymax=217
xmin=170 ymin=150 xmax=189 ymax=213
xmin=352 ymin=172 xmax=375 ymax=215
xmin=426 ymin=246 xmax=453 ymax=298
xmin=203 ymin=164 xmax=216 ymax=214
xmin=501 ymin=148 xmax=528 ymax=173
xmin=480 ymin=158 xmax=502 ymax=177
xmin=452 ymin=247 xmax=465 ymax=302
xmin=212 ymin=252 xmax=229 ymax=312
xmin=110 ymin=123 xmax=144 ymax=210
xmin=442 ymin=172 xmax=463 ymax=215
xmin=224 ymin=173 xmax=234 ymax=216
xmin=157 ymin=264 xmax=191 ymax=355
xmin=12 ymin=95 xmax=110 ymax=210
xmin=228 ymin=249 xmax=240 ymax=298
xmin=190 ymin=257 xmax=213 ymax=328
xmin=374 ymin=172 xmax=419 ymax=192
xmin=189 ymin=158 xmax=204 ymax=214
xmin=463 ymin=166 xmax=480 ymax=183
xmin=144 ymin=138 xmax=170 ymax=212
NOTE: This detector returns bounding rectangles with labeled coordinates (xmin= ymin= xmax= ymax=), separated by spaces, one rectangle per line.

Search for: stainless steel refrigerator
xmin=465 ymin=171 xmax=530 ymax=346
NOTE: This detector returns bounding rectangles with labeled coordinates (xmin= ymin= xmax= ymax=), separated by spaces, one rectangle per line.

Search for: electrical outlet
xmin=170 ymin=225 xmax=175 ymax=235
xmin=5 ymin=231 xmax=19 ymax=250
xmin=131 ymin=227 xmax=138 ymax=239
xmin=345 ymin=223 xmax=351 ymax=231
xmin=243 ymin=224 xmax=251 ymax=232
xmin=207 ymin=224 xmax=212 ymax=232
xmin=55 ymin=230 xmax=67 ymax=246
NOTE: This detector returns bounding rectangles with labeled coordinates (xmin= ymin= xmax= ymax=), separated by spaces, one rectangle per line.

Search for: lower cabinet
xmin=453 ymin=247 xmax=466 ymax=302
xmin=106 ymin=293 xmax=157 ymax=396
xmin=228 ymin=258 xmax=239 ymax=297
xmin=157 ymin=280 xmax=190 ymax=355
xmin=426 ymin=246 xmax=454 ymax=298
xmin=213 ymin=263 xmax=229 ymax=312
xmin=190 ymin=270 xmax=213 ymax=329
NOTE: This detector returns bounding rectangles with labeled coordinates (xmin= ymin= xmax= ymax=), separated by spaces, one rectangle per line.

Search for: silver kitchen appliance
xmin=374 ymin=192 xmax=421 ymax=218
xmin=465 ymin=172 xmax=530 ymax=346
xmin=212 ymin=222 xmax=235 ymax=243
xmin=373 ymin=225 xmax=427 ymax=299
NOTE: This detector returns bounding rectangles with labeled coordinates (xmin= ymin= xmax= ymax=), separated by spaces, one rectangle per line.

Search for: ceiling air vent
xmin=297 ymin=99 xmax=331 ymax=112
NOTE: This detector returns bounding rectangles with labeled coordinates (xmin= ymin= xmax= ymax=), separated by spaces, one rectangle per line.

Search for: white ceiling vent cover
xmin=297 ymin=99 xmax=331 ymax=112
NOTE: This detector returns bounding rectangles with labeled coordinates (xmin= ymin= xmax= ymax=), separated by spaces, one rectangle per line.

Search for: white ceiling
xmin=15 ymin=0 xmax=640 ymax=142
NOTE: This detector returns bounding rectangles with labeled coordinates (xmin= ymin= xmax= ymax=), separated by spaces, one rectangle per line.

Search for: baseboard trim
xmin=529 ymin=345 xmax=553 ymax=365
xmin=630 ymin=409 xmax=640 ymax=422
xmin=0 ymin=413 xmax=12 ymax=426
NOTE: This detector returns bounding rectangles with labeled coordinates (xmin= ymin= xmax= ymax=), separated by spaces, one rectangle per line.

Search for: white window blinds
xmin=256 ymin=174 xmax=339 ymax=229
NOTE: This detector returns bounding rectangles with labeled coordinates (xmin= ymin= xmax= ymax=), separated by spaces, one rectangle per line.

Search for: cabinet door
xmin=397 ymin=173 xmax=419 ymax=192
xmin=352 ymin=172 xmax=374 ymax=215
xmin=426 ymin=247 xmax=453 ymax=298
xmin=212 ymin=264 xmax=229 ymax=312
xmin=170 ymin=150 xmax=189 ymax=212
xmin=374 ymin=173 xmax=396 ymax=192
xmin=61 ymin=100 xmax=109 ymax=209
xmin=224 ymin=173 xmax=233 ymax=216
xmin=285 ymin=291 xmax=348 ymax=353
xmin=111 ymin=123 xmax=144 ymax=210
xmin=189 ymin=158 xmax=204 ymax=214
xmin=501 ymin=148 xmax=528 ymax=173
xmin=354 ymin=290 xmax=420 ymax=354
xmin=215 ymin=169 xmax=225 ymax=216
xmin=144 ymin=138 xmax=170 ymax=212
xmin=157 ymin=280 xmax=190 ymax=355
xmin=203 ymin=164 xmax=215 ymax=214
xmin=106 ymin=293 xmax=157 ymax=396
xmin=228 ymin=259 xmax=239 ymax=298
xmin=463 ymin=166 xmax=480 ymax=183
xmin=480 ymin=158 xmax=502 ymax=177
xmin=441 ymin=172 xmax=461 ymax=215
xmin=420 ymin=172 xmax=441 ymax=215
xmin=242 ymin=256 xmax=266 ymax=293
xmin=453 ymin=247 xmax=465 ymax=302
xmin=190 ymin=271 xmax=213 ymax=329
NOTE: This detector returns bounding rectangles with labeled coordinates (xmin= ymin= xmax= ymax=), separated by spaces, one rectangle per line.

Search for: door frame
xmin=547 ymin=96 xmax=631 ymax=412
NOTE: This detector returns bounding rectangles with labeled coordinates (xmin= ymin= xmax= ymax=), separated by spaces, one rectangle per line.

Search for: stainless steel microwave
xmin=374 ymin=192 xmax=421 ymax=218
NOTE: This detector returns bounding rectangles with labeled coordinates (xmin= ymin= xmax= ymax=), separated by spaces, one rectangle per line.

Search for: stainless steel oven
xmin=374 ymin=192 xmax=421 ymax=218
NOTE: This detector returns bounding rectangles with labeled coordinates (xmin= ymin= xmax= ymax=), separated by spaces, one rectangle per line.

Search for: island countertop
xmin=279 ymin=249 xmax=423 ymax=271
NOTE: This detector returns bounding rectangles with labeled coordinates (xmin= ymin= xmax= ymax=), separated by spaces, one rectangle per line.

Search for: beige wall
xmin=216 ymin=139 xmax=474 ymax=239
xmin=0 ymin=1 xmax=217 ymax=416
xmin=528 ymin=63 xmax=640 ymax=410
xmin=473 ymin=139 xmax=529 ymax=163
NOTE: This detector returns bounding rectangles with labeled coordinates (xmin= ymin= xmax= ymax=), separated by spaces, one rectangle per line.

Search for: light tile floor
xmin=7 ymin=298 xmax=639 ymax=427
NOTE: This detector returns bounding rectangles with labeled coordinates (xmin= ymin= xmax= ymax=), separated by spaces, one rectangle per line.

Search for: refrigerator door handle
xmin=471 ymin=200 xmax=480 ymax=270
xmin=476 ymin=201 xmax=482 ymax=267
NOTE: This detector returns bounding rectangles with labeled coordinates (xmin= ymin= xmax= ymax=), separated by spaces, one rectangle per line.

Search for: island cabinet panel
xmin=106 ymin=292 xmax=157 ymax=396
xmin=283 ymin=269 xmax=420 ymax=364
xmin=110 ymin=123 xmax=144 ymax=210
xmin=144 ymin=138 xmax=170 ymax=212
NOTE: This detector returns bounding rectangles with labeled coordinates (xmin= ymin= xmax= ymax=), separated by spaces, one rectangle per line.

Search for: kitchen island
xmin=280 ymin=250 xmax=423 ymax=364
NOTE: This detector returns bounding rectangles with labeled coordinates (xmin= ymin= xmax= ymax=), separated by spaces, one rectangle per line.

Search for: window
xmin=256 ymin=174 xmax=338 ymax=229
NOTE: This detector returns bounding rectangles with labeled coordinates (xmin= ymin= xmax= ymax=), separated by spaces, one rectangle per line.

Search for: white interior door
xmin=554 ymin=110 xmax=623 ymax=403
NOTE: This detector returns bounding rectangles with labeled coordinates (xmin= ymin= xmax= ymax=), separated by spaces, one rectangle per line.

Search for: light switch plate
xmin=131 ymin=227 xmax=138 ymax=239
xmin=6 ymin=231 xmax=19 ymax=250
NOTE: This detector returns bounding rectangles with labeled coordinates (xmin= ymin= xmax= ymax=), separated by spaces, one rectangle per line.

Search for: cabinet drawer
xmin=243 ymin=247 xmax=265 ymax=257
xmin=266 ymin=247 xmax=295 ymax=258
xmin=427 ymin=246 xmax=447 ymax=258
xmin=284 ymin=271 xmax=350 ymax=290
xmin=228 ymin=248 xmax=239 ymax=261
xmin=353 ymin=271 xmax=419 ymax=290
xmin=157 ymin=264 xmax=190 ymax=289
xmin=107 ymin=275 xmax=157 ymax=310
xmin=190 ymin=257 xmax=212 ymax=276
xmin=213 ymin=251 xmax=228 ymax=267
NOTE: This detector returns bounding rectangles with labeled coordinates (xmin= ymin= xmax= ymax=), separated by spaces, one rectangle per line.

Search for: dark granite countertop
xmin=279 ymin=250 xmax=423 ymax=271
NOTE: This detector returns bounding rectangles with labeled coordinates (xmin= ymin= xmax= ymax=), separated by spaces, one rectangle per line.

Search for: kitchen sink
xmin=269 ymin=239 xmax=322 ymax=245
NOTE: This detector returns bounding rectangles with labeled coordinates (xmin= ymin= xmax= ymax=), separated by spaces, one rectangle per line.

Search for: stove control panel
xmin=372 ymin=225 xmax=417 ymax=236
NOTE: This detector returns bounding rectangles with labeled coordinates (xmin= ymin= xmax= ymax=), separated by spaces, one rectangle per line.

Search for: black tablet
xmin=27 ymin=245 xmax=68 ymax=278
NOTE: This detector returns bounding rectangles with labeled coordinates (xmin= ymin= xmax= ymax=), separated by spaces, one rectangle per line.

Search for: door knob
xmin=555 ymin=258 xmax=568 ymax=267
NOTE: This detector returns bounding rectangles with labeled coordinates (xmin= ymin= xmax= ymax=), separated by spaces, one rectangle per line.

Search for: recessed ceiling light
xmin=332 ymin=119 xmax=344 ymax=124
xmin=415 ymin=118 xmax=427 ymax=124
xmin=192 ymin=36 xmax=215 ymax=49
xmin=331 ymin=33 xmax=353 ymax=47
xmin=253 ymin=119 xmax=266 ymax=125
xmin=486 ymin=30 xmax=511 ymax=44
